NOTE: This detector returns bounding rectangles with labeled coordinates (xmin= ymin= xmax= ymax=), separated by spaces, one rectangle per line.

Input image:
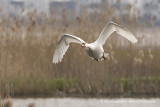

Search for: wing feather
xmin=96 ymin=22 xmax=138 ymax=46
xmin=53 ymin=34 xmax=85 ymax=63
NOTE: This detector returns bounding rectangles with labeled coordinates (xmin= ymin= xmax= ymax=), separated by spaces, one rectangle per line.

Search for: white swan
xmin=53 ymin=22 xmax=138 ymax=63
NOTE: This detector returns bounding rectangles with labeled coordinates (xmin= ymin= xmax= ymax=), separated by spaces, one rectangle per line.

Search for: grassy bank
xmin=0 ymin=2 xmax=160 ymax=98
xmin=2 ymin=77 xmax=160 ymax=98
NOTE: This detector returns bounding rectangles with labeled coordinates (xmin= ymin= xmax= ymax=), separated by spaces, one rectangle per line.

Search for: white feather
xmin=53 ymin=34 xmax=85 ymax=63
xmin=96 ymin=22 xmax=138 ymax=46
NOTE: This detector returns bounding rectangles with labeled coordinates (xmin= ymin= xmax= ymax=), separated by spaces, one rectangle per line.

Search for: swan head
xmin=81 ymin=43 xmax=91 ymax=51
xmin=81 ymin=43 xmax=86 ymax=47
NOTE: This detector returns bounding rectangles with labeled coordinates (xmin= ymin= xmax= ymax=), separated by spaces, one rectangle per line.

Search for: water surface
xmin=12 ymin=98 xmax=160 ymax=107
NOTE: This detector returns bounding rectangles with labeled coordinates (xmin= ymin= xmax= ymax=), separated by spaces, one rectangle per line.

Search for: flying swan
xmin=53 ymin=22 xmax=138 ymax=63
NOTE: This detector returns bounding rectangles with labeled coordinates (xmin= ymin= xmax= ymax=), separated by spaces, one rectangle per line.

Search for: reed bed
xmin=0 ymin=2 xmax=160 ymax=98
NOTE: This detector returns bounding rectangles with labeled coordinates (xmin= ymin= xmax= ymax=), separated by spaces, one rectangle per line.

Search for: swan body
xmin=84 ymin=43 xmax=105 ymax=61
xmin=53 ymin=22 xmax=138 ymax=63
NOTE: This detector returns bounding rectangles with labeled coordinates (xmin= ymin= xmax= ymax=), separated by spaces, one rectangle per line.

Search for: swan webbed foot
xmin=103 ymin=56 xmax=106 ymax=60
xmin=103 ymin=53 xmax=109 ymax=60
xmin=94 ymin=58 xmax=99 ymax=61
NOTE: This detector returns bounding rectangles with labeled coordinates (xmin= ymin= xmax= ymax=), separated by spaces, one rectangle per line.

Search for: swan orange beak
xmin=81 ymin=43 xmax=85 ymax=47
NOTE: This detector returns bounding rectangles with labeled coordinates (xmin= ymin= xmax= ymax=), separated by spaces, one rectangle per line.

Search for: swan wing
xmin=96 ymin=22 xmax=138 ymax=46
xmin=53 ymin=34 xmax=85 ymax=63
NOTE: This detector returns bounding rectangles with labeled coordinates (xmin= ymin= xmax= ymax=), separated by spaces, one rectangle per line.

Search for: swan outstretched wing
xmin=53 ymin=34 xmax=85 ymax=63
xmin=96 ymin=22 xmax=138 ymax=46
